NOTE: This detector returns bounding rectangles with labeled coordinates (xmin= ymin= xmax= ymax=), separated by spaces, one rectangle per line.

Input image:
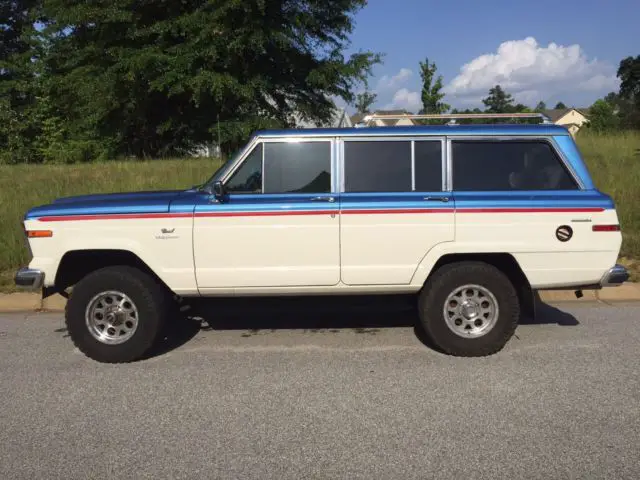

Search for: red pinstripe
xmin=35 ymin=206 xmax=605 ymax=222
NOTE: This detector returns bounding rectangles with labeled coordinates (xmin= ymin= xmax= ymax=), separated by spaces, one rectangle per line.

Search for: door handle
xmin=311 ymin=196 xmax=336 ymax=203
xmin=423 ymin=196 xmax=450 ymax=202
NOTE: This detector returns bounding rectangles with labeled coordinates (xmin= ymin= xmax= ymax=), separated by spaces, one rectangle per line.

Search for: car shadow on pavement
xmin=192 ymin=295 xmax=418 ymax=334
xmin=156 ymin=293 xmax=580 ymax=356
xmin=520 ymin=293 xmax=580 ymax=326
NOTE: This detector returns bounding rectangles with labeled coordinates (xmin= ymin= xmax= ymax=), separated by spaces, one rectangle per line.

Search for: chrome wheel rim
xmin=443 ymin=284 xmax=499 ymax=338
xmin=85 ymin=291 xmax=139 ymax=345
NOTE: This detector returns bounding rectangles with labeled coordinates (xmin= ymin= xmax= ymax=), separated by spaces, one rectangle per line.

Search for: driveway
xmin=1 ymin=298 xmax=639 ymax=479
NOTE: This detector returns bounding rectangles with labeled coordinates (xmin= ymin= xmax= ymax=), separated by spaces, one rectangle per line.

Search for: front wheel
xmin=418 ymin=262 xmax=520 ymax=356
xmin=65 ymin=266 xmax=169 ymax=363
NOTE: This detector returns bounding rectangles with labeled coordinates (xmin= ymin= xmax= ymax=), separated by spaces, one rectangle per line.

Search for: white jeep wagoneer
xmin=16 ymin=120 xmax=628 ymax=362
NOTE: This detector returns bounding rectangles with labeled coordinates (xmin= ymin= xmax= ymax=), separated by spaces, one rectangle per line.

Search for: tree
xmin=617 ymin=55 xmax=640 ymax=128
xmin=554 ymin=102 xmax=567 ymax=109
xmin=586 ymin=99 xmax=620 ymax=132
xmin=355 ymin=91 xmax=377 ymax=114
xmin=482 ymin=85 xmax=514 ymax=113
xmin=534 ymin=101 xmax=547 ymax=112
xmin=37 ymin=0 xmax=381 ymax=159
xmin=604 ymin=92 xmax=619 ymax=105
xmin=0 ymin=0 xmax=41 ymax=163
xmin=418 ymin=58 xmax=449 ymax=114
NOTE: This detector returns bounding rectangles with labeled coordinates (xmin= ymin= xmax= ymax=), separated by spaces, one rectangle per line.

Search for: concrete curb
xmin=2 ymin=283 xmax=640 ymax=312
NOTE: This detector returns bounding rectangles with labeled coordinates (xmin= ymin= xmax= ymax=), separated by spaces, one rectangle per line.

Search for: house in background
xmin=542 ymin=108 xmax=590 ymax=136
xmin=351 ymin=109 xmax=417 ymax=127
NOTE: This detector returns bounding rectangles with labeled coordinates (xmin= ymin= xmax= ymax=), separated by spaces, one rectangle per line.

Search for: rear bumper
xmin=14 ymin=268 xmax=45 ymax=290
xmin=600 ymin=264 xmax=629 ymax=287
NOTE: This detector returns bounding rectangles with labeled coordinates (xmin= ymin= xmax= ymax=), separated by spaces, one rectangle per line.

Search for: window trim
xmin=220 ymin=136 xmax=336 ymax=194
xmin=338 ymin=136 xmax=446 ymax=193
xmin=446 ymin=136 xmax=584 ymax=190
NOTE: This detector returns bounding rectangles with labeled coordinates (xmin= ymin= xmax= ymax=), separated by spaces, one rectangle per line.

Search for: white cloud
xmin=384 ymin=88 xmax=421 ymax=112
xmin=577 ymin=74 xmax=619 ymax=91
xmin=444 ymin=37 xmax=619 ymax=104
xmin=377 ymin=68 xmax=413 ymax=91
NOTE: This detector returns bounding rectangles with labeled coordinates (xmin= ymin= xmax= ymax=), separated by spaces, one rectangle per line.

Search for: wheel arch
xmin=423 ymin=252 xmax=535 ymax=321
xmin=53 ymin=249 xmax=170 ymax=294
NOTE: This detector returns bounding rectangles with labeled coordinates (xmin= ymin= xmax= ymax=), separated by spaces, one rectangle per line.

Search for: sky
xmin=343 ymin=0 xmax=639 ymax=113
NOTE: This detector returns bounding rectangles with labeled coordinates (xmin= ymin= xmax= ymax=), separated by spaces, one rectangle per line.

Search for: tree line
xmin=356 ymin=56 xmax=640 ymax=130
xmin=0 ymin=0 xmax=381 ymax=164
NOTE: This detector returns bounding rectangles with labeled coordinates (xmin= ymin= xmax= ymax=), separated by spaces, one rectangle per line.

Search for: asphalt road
xmin=1 ymin=298 xmax=639 ymax=479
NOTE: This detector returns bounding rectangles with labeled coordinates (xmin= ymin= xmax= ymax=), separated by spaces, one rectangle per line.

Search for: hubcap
xmin=85 ymin=291 xmax=139 ymax=345
xmin=443 ymin=284 xmax=499 ymax=338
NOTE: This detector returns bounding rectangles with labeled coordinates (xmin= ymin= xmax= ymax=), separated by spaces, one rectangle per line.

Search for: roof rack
xmin=358 ymin=112 xmax=553 ymax=127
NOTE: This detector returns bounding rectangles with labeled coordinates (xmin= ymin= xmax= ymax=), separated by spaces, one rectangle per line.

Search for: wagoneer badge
xmin=555 ymin=225 xmax=573 ymax=242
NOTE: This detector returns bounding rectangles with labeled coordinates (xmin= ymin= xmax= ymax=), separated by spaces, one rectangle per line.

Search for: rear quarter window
xmin=451 ymin=140 xmax=578 ymax=191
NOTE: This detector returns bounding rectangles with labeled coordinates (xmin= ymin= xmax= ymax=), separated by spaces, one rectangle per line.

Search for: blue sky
xmin=343 ymin=0 xmax=639 ymax=112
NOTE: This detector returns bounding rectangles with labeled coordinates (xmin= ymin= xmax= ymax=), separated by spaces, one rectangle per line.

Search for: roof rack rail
xmin=358 ymin=112 xmax=553 ymax=127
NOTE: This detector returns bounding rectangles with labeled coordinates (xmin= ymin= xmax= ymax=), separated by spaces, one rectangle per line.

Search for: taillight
xmin=592 ymin=225 xmax=620 ymax=232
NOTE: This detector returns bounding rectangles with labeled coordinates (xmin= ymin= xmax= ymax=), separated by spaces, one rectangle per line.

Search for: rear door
xmin=338 ymin=136 xmax=455 ymax=285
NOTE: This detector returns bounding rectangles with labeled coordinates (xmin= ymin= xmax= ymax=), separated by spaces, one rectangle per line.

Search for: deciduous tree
xmin=418 ymin=58 xmax=449 ymax=114
xmin=482 ymin=85 xmax=514 ymax=113
xmin=39 ymin=0 xmax=381 ymax=159
xmin=355 ymin=91 xmax=377 ymax=114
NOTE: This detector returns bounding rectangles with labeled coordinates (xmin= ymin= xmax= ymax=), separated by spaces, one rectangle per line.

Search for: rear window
xmin=451 ymin=140 xmax=578 ymax=191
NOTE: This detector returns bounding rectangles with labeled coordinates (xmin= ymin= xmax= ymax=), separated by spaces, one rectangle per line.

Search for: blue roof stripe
xmin=254 ymin=124 xmax=571 ymax=138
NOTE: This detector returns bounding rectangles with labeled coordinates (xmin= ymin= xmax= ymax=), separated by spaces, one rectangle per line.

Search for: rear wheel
xmin=418 ymin=262 xmax=520 ymax=356
xmin=65 ymin=266 xmax=169 ymax=363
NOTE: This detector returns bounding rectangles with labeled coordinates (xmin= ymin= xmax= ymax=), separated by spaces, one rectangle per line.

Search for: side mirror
xmin=212 ymin=180 xmax=225 ymax=201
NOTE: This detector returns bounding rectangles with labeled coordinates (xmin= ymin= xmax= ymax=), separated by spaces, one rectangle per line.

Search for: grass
xmin=576 ymin=131 xmax=640 ymax=264
xmin=0 ymin=158 xmax=220 ymax=290
xmin=1 ymin=131 xmax=639 ymax=290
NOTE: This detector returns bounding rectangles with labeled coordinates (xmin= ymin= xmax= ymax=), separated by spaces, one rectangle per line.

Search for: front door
xmin=339 ymin=137 xmax=455 ymax=285
xmin=194 ymin=138 xmax=339 ymax=290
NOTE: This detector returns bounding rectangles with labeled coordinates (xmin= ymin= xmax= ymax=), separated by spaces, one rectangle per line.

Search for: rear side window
xmin=344 ymin=141 xmax=412 ymax=192
xmin=414 ymin=141 xmax=443 ymax=191
xmin=452 ymin=140 xmax=578 ymax=191
xmin=344 ymin=140 xmax=443 ymax=192
xmin=263 ymin=141 xmax=331 ymax=194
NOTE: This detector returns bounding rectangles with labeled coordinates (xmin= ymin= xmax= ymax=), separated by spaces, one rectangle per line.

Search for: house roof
xmin=350 ymin=113 xmax=366 ymax=125
xmin=374 ymin=109 xmax=411 ymax=116
xmin=351 ymin=109 xmax=415 ymax=126
xmin=542 ymin=108 xmax=589 ymax=122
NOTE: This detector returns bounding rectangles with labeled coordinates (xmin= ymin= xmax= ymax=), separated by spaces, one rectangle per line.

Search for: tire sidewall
xmin=420 ymin=264 xmax=519 ymax=355
xmin=66 ymin=268 xmax=164 ymax=363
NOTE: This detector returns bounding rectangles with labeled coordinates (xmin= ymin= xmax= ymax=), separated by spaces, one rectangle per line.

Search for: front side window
xmin=264 ymin=141 xmax=331 ymax=194
xmin=224 ymin=141 xmax=332 ymax=194
xmin=225 ymin=143 xmax=263 ymax=193
xmin=452 ymin=140 xmax=578 ymax=191
xmin=344 ymin=141 xmax=412 ymax=192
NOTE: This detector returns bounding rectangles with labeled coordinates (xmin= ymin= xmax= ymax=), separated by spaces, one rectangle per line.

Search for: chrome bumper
xmin=601 ymin=264 xmax=629 ymax=287
xmin=14 ymin=268 xmax=45 ymax=290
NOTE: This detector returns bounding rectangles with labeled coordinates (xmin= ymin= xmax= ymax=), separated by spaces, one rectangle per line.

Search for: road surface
xmin=1 ymin=298 xmax=639 ymax=479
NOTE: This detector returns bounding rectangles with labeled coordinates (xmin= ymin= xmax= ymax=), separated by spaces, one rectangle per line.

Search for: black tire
xmin=65 ymin=266 xmax=169 ymax=363
xmin=418 ymin=262 xmax=520 ymax=357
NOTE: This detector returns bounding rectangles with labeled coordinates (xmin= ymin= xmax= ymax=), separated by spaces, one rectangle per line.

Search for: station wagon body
xmin=17 ymin=123 xmax=628 ymax=362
